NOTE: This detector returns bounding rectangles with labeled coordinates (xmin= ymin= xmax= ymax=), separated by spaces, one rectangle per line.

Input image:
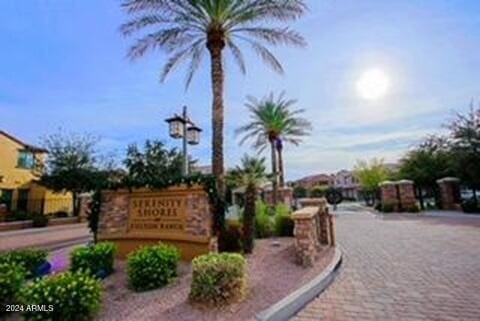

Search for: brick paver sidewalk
xmin=293 ymin=210 xmax=480 ymax=321
xmin=0 ymin=223 xmax=91 ymax=251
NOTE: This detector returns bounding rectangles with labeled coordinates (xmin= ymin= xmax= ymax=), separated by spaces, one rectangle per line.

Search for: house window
xmin=17 ymin=150 xmax=35 ymax=169
xmin=0 ymin=189 xmax=13 ymax=211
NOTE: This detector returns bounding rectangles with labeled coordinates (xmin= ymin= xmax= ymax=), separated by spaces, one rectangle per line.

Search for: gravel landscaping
xmin=96 ymin=238 xmax=334 ymax=321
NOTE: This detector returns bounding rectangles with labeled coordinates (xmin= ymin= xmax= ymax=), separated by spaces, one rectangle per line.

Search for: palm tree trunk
xmin=208 ymin=38 xmax=226 ymax=248
xmin=277 ymin=144 xmax=285 ymax=188
xmin=270 ymin=140 xmax=278 ymax=205
xmin=243 ymin=183 xmax=256 ymax=254
xmin=208 ymin=44 xmax=225 ymax=194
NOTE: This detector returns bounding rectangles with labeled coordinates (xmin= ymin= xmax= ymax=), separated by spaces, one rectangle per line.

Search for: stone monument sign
xmin=98 ymin=185 xmax=216 ymax=260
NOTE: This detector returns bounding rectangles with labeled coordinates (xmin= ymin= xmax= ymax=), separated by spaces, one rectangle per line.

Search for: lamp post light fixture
xmin=165 ymin=106 xmax=202 ymax=175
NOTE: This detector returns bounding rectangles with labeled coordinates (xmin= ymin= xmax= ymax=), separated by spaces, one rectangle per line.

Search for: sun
xmin=356 ymin=68 xmax=390 ymax=100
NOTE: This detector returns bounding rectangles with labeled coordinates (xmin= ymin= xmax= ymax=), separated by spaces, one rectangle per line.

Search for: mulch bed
xmin=96 ymin=238 xmax=334 ymax=321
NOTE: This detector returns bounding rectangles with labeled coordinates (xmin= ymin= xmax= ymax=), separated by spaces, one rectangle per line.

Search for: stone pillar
xmin=328 ymin=214 xmax=336 ymax=246
xmin=78 ymin=194 xmax=92 ymax=223
xmin=379 ymin=181 xmax=399 ymax=211
xmin=437 ymin=177 xmax=461 ymax=211
xmin=297 ymin=197 xmax=326 ymax=209
xmin=397 ymin=180 xmax=417 ymax=212
xmin=292 ymin=207 xmax=320 ymax=267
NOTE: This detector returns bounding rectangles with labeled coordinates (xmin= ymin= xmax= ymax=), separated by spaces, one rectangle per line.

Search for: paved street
xmin=0 ymin=223 xmax=91 ymax=251
xmin=293 ymin=206 xmax=480 ymax=321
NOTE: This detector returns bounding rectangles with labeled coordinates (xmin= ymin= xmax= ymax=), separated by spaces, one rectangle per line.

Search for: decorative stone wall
xmin=380 ymin=180 xmax=418 ymax=212
xmin=292 ymin=199 xmax=335 ymax=267
xmin=78 ymin=194 xmax=92 ymax=223
xmin=397 ymin=180 xmax=416 ymax=211
xmin=437 ymin=177 xmax=462 ymax=211
xmin=379 ymin=181 xmax=399 ymax=211
xmin=297 ymin=197 xmax=327 ymax=209
xmin=263 ymin=187 xmax=294 ymax=207
xmin=293 ymin=207 xmax=319 ymax=267
xmin=98 ymin=185 xmax=215 ymax=260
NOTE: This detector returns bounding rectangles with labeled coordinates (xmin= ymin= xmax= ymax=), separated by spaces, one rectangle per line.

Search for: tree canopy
xmin=123 ymin=140 xmax=183 ymax=187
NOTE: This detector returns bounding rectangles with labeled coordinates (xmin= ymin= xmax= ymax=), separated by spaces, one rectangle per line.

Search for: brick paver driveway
xmin=293 ymin=207 xmax=480 ymax=321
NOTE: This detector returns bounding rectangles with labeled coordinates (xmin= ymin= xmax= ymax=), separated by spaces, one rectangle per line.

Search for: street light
xmin=165 ymin=106 xmax=202 ymax=175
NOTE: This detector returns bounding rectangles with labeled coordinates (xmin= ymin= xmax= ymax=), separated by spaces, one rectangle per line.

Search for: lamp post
xmin=165 ymin=106 xmax=202 ymax=175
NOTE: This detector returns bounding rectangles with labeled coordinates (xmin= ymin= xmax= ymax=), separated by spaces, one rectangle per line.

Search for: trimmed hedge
xmin=189 ymin=253 xmax=246 ymax=306
xmin=19 ymin=271 xmax=102 ymax=321
xmin=31 ymin=213 xmax=49 ymax=228
xmin=71 ymin=242 xmax=117 ymax=277
xmin=127 ymin=244 xmax=180 ymax=291
xmin=0 ymin=262 xmax=26 ymax=305
xmin=0 ymin=249 xmax=48 ymax=278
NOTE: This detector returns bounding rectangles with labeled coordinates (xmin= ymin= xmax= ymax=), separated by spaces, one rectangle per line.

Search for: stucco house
xmin=0 ymin=130 xmax=72 ymax=216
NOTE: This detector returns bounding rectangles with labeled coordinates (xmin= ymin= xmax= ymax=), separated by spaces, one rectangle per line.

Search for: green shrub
xmin=5 ymin=211 xmax=31 ymax=222
xmin=50 ymin=211 xmax=69 ymax=218
xmin=0 ymin=249 xmax=48 ymax=278
xmin=462 ymin=198 xmax=479 ymax=213
xmin=381 ymin=203 xmax=395 ymax=213
xmin=255 ymin=200 xmax=274 ymax=238
xmin=405 ymin=204 xmax=420 ymax=213
xmin=293 ymin=186 xmax=307 ymax=198
xmin=127 ymin=244 xmax=180 ymax=291
xmin=31 ymin=213 xmax=49 ymax=228
xmin=0 ymin=262 xmax=26 ymax=305
xmin=189 ymin=253 xmax=246 ymax=306
xmin=71 ymin=242 xmax=117 ymax=277
xmin=224 ymin=220 xmax=243 ymax=252
xmin=310 ymin=186 xmax=327 ymax=198
xmin=275 ymin=203 xmax=290 ymax=217
xmin=19 ymin=271 xmax=102 ymax=321
xmin=274 ymin=214 xmax=294 ymax=236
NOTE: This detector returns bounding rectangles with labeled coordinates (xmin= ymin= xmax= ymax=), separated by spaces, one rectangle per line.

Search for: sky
xmin=1 ymin=0 xmax=480 ymax=180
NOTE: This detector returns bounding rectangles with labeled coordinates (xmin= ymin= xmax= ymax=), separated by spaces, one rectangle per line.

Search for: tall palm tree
xmin=228 ymin=155 xmax=267 ymax=253
xmin=120 ymin=0 xmax=307 ymax=198
xmin=236 ymin=92 xmax=311 ymax=204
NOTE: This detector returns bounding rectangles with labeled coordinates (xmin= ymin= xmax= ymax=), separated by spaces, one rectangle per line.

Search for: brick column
xmin=397 ymin=180 xmax=417 ymax=212
xmin=293 ymin=207 xmax=319 ymax=267
xmin=379 ymin=181 xmax=399 ymax=211
xmin=437 ymin=177 xmax=461 ymax=211
xmin=78 ymin=194 xmax=92 ymax=223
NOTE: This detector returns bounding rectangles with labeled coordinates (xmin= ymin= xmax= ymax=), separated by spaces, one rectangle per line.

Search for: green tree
xmin=447 ymin=103 xmax=480 ymax=201
xmin=120 ymin=0 xmax=307 ymax=202
xmin=123 ymin=140 xmax=183 ymax=187
xmin=398 ymin=136 xmax=453 ymax=209
xmin=293 ymin=185 xmax=307 ymax=198
xmin=354 ymin=158 xmax=389 ymax=206
xmin=228 ymin=155 xmax=267 ymax=253
xmin=40 ymin=132 xmax=101 ymax=216
xmin=236 ymin=92 xmax=311 ymax=205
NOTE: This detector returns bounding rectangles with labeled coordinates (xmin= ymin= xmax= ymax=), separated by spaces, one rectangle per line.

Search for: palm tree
xmin=236 ymin=92 xmax=311 ymax=204
xmin=228 ymin=155 xmax=267 ymax=253
xmin=120 ymin=0 xmax=307 ymax=198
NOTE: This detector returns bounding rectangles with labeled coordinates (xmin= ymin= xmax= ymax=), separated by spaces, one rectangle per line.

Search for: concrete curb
xmin=255 ymin=247 xmax=343 ymax=321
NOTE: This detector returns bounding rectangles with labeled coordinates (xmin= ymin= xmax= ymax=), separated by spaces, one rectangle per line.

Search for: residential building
xmin=0 ymin=130 xmax=72 ymax=215
xmin=333 ymin=170 xmax=360 ymax=200
xmin=293 ymin=174 xmax=334 ymax=190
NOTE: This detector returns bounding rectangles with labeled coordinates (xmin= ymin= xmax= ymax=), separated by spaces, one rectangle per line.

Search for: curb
xmin=255 ymin=247 xmax=343 ymax=321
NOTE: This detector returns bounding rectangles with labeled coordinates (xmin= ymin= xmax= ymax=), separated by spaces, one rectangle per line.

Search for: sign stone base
xmin=98 ymin=185 xmax=216 ymax=260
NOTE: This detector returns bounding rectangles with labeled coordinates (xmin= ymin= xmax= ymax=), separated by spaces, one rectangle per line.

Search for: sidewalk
xmin=0 ymin=223 xmax=91 ymax=251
